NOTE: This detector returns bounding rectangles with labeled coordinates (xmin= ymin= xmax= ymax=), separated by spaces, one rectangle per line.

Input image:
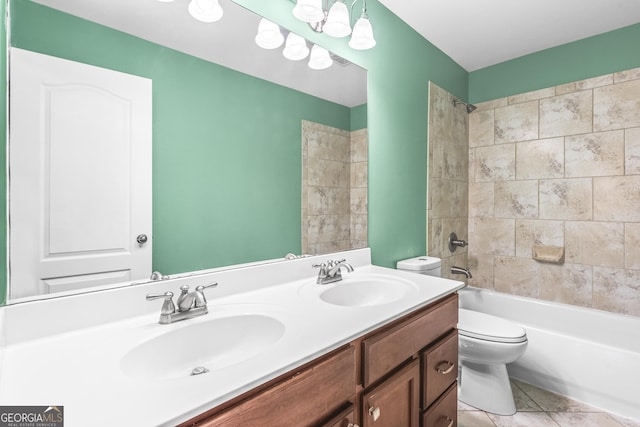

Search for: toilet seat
xmin=458 ymin=309 xmax=527 ymax=343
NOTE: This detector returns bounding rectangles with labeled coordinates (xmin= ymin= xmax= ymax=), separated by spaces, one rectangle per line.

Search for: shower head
xmin=453 ymin=99 xmax=477 ymax=114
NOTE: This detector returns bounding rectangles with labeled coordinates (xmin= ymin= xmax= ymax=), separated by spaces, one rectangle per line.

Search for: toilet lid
xmin=458 ymin=309 xmax=527 ymax=343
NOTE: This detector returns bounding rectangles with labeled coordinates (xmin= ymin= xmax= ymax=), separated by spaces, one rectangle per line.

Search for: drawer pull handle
xmin=346 ymin=423 xmax=359 ymax=427
xmin=436 ymin=361 xmax=455 ymax=375
xmin=368 ymin=406 xmax=381 ymax=422
xmin=442 ymin=416 xmax=453 ymax=427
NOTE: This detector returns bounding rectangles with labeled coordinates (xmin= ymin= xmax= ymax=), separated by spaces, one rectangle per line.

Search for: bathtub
xmin=458 ymin=287 xmax=640 ymax=421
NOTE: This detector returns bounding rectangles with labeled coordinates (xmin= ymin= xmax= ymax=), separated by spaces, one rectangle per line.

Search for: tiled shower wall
xmin=468 ymin=67 xmax=640 ymax=317
xmin=427 ymin=83 xmax=469 ymax=280
xmin=302 ymin=120 xmax=368 ymax=255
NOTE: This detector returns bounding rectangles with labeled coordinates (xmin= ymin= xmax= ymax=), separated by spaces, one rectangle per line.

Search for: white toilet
xmin=397 ymin=256 xmax=528 ymax=415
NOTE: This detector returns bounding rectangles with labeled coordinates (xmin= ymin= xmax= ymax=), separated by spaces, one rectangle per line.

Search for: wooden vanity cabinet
xmin=182 ymin=293 xmax=459 ymax=427
xmin=189 ymin=345 xmax=356 ymax=427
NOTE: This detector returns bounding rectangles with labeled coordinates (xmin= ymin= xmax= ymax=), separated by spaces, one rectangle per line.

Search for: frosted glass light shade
xmin=283 ymin=33 xmax=309 ymax=60
xmin=308 ymin=45 xmax=333 ymax=70
xmin=293 ymin=0 xmax=324 ymax=23
xmin=349 ymin=15 xmax=376 ymax=50
xmin=188 ymin=0 xmax=223 ymax=23
xmin=156 ymin=0 xmax=175 ymax=2
xmin=323 ymin=1 xmax=351 ymax=38
xmin=255 ymin=18 xmax=284 ymax=49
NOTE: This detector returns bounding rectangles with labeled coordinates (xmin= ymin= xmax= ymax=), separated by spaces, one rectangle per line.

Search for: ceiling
xmin=378 ymin=0 xmax=640 ymax=71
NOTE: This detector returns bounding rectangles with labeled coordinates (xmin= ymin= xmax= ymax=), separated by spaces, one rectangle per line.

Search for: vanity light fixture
xmin=156 ymin=0 xmax=224 ymax=23
xmin=291 ymin=0 xmax=376 ymax=50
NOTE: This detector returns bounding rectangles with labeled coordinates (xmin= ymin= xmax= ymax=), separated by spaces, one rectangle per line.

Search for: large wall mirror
xmin=6 ymin=0 xmax=367 ymax=303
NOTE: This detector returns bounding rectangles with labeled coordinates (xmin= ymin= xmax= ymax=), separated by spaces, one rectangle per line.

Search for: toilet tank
xmin=396 ymin=256 xmax=442 ymax=277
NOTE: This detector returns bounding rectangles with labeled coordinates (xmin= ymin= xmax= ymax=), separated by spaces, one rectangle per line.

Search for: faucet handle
xmin=194 ymin=282 xmax=218 ymax=307
xmin=146 ymin=291 xmax=176 ymax=315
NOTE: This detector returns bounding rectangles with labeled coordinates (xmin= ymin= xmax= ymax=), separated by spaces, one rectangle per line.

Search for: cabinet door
xmin=197 ymin=346 xmax=355 ymax=426
xmin=423 ymin=383 xmax=457 ymax=427
xmin=362 ymin=294 xmax=458 ymax=387
xmin=362 ymin=360 xmax=420 ymax=427
xmin=321 ymin=406 xmax=356 ymax=427
xmin=423 ymin=331 xmax=458 ymax=408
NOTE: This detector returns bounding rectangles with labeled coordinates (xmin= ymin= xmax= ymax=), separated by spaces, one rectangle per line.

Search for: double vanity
xmin=0 ymin=248 xmax=464 ymax=426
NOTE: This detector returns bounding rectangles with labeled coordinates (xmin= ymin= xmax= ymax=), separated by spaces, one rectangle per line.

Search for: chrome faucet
xmin=313 ymin=259 xmax=354 ymax=285
xmin=451 ymin=266 xmax=472 ymax=279
xmin=146 ymin=282 xmax=218 ymax=324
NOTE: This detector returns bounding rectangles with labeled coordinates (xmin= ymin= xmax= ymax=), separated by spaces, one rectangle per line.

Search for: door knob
xmin=136 ymin=234 xmax=148 ymax=245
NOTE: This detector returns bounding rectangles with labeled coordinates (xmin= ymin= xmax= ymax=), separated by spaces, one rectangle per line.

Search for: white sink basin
xmin=121 ymin=314 xmax=285 ymax=380
xmin=315 ymin=275 xmax=418 ymax=307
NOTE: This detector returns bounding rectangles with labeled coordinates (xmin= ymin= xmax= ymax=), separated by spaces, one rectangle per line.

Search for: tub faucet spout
xmin=451 ymin=266 xmax=472 ymax=279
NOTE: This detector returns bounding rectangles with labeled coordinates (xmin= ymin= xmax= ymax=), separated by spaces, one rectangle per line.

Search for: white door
xmin=9 ymin=48 xmax=152 ymax=299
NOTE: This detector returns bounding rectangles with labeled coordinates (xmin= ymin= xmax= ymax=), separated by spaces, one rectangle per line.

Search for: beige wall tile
xmin=470 ymin=217 xmax=515 ymax=256
xmin=508 ymin=87 xmax=555 ymax=104
xmin=538 ymin=263 xmax=593 ymax=307
xmin=540 ymin=91 xmax=593 ymax=138
xmin=476 ymin=97 xmax=507 ymax=111
xmin=308 ymin=159 xmax=349 ymax=187
xmin=350 ymin=128 xmax=368 ymax=162
xmin=495 ymin=101 xmax=539 ymax=143
xmin=624 ymin=223 xmax=640 ymax=270
xmin=515 ymin=219 xmax=564 ymax=258
xmin=539 ymin=178 xmax=593 ymax=220
xmin=468 ymin=252 xmax=494 ymax=289
xmin=350 ymin=187 xmax=367 ymax=215
xmin=516 ymin=137 xmax=565 ymax=179
xmin=469 ymin=109 xmax=494 ymax=148
xmin=307 ymin=187 xmax=350 ymax=214
xmin=593 ymin=267 xmax=640 ymax=316
xmin=351 ymin=161 xmax=367 ymax=188
xmin=474 ymin=143 xmax=516 ymax=182
xmin=594 ymin=176 xmax=640 ymax=221
xmin=625 ymin=127 xmax=640 ymax=174
xmin=494 ymin=256 xmax=538 ymax=297
xmin=565 ymin=221 xmax=624 ymax=268
xmin=614 ymin=66 xmax=640 ymax=83
xmin=594 ymin=79 xmax=640 ymax=131
xmin=495 ymin=180 xmax=538 ymax=218
xmin=469 ymin=182 xmax=494 ymax=218
xmin=555 ymin=74 xmax=613 ymax=95
xmin=565 ymin=130 xmax=624 ymax=177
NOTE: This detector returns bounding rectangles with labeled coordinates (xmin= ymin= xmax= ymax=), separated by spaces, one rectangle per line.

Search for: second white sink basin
xmin=299 ymin=274 xmax=419 ymax=307
xmin=121 ymin=314 xmax=285 ymax=380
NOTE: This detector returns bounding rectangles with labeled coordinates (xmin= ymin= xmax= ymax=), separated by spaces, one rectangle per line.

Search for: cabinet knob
xmin=435 ymin=360 xmax=455 ymax=375
xmin=368 ymin=406 xmax=381 ymax=422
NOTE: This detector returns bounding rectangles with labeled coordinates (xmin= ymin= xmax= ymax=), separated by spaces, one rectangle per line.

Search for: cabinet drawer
xmin=422 ymin=383 xmax=457 ymax=427
xmin=422 ymin=331 xmax=458 ymax=408
xmin=197 ymin=345 xmax=356 ymax=426
xmin=362 ymin=294 xmax=458 ymax=387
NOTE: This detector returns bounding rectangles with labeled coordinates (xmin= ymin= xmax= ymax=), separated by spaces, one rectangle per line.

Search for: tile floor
xmin=457 ymin=379 xmax=640 ymax=427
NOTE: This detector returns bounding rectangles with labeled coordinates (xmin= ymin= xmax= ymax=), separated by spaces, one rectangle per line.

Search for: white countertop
xmin=0 ymin=248 xmax=464 ymax=426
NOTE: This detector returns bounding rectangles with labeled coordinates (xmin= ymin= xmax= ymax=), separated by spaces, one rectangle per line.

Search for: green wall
xmin=4 ymin=0 xmax=365 ymax=300
xmin=470 ymin=23 xmax=640 ymax=103
xmin=0 ymin=0 xmax=6 ymax=305
xmin=236 ymin=0 xmax=469 ymax=268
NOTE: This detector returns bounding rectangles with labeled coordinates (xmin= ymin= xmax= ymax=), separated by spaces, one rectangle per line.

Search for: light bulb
xmin=349 ymin=15 xmax=376 ymax=50
xmin=323 ymin=1 xmax=351 ymax=38
xmin=283 ymin=33 xmax=310 ymax=61
xmin=292 ymin=0 xmax=324 ymax=23
xmin=255 ymin=18 xmax=284 ymax=50
xmin=188 ymin=0 xmax=223 ymax=23
xmin=308 ymin=45 xmax=333 ymax=70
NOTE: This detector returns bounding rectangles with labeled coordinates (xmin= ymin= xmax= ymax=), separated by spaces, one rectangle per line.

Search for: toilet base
xmin=458 ymin=360 xmax=516 ymax=415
